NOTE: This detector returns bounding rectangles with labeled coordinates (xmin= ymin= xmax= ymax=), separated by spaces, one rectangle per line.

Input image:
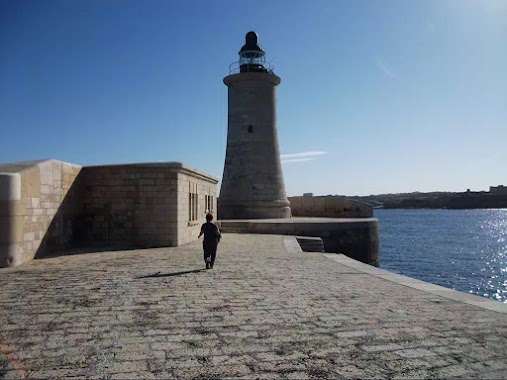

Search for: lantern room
xmin=239 ymin=31 xmax=268 ymax=73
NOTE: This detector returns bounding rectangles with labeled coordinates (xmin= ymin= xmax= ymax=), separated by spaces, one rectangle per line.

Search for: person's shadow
xmin=135 ymin=269 xmax=205 ymax=279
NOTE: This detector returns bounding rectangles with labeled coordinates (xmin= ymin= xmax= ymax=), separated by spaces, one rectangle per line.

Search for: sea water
xmin=375 ymin=209 xmax=507 ymax=303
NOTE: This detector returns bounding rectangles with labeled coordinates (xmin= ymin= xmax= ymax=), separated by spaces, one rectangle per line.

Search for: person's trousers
xmin=203 ymin=242 xmax=218 ymax=267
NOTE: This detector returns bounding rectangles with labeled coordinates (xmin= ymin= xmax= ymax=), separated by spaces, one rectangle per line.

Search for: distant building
xmin=489 ymin=185 xmax=507 ymax=195
xmin=303 ymin=193 xmax=313 ymax=197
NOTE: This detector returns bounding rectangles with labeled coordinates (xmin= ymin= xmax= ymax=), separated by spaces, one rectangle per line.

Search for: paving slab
xmin=1 ymin=234 xmax=506 ymax=379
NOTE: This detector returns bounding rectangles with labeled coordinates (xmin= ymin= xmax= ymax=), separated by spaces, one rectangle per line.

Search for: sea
xmin=375 ymin=209 xmax=507 ymax=303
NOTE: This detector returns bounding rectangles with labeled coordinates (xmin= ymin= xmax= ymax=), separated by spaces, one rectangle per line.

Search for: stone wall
xmin=30 ymin=161 xmax=83 ymax=256
xmin=76 ymin=164 xmax=179 ymax=249
xmin=218 ymin=218 xmax=380 ymax=266
xmin=0 ymin=160 xmax=82 ymax=267
xmin=288 ymin=196 xmax=373 ymax=218
xmin=0 ymin=160 xmax=218 ymax=267
xmin=177 ymin=170 xmax=218 ymax=246
xmin=75 ymin=163 xmax=217 ymax=249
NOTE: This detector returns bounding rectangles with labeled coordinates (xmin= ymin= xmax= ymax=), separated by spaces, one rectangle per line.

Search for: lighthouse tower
xmin=218 ymin=32 xmax=291 ymax=219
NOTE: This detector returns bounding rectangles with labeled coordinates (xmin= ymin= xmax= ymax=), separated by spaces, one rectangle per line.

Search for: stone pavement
xmin=1 ymin=234 xmax=507 ymax=379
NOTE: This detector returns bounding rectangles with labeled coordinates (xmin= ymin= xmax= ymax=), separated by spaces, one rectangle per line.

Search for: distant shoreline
xmin=347 ymin=190 xmax=507 ymax=210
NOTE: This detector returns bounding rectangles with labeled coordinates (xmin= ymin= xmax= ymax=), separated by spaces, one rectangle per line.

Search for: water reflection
xmin=376 ymin=209 xmax=507 ymax=303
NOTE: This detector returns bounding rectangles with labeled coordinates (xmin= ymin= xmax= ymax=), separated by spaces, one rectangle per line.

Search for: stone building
xmin=0 ymin=159 xmax=218 ymax=267
xmin=490 ymin=185 xmax=507 ymax=195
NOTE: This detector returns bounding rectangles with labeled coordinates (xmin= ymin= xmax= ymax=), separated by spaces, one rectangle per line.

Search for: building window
xmin=247 ymin=124 xmax=254 ymax=133
xmin=189 ymin=184 xmax=198 ymax=221
xmin=205 ymin=194 xmax=214 ymax=214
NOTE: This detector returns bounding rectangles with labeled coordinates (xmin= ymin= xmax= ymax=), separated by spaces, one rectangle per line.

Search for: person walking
xmin=198 ymin=213 xmax=222 ymax=269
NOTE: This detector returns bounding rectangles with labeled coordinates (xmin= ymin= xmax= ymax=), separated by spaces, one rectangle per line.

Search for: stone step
xmin=296 ymin=236 xmax=325 ymax=252
xmin=218 ymin=221 xmax=250 ymax=234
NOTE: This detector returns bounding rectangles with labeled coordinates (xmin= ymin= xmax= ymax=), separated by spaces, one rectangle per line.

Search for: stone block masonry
xmin=0 ymin=160 xmax=218 ymax=267
xmin=79 ymin=163 xmax=218 ymax=248
xmin=0 ymin=234 xmax=505 ymax=379
xmin=78 ymin=164 xmax=180 ymax=249
xmin=218 ymin=217 xmax=379 ymax=266
xmin=219 ymin=72 xmax=291 ymax=219
xmin=0 ymin=160 xmax=82 ymax=267
xmin=288 ymin=196 xmax=373 ymax=218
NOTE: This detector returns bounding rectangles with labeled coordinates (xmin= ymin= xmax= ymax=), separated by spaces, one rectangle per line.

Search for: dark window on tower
xmin=247 ymin=125 xmax=254 ymax=133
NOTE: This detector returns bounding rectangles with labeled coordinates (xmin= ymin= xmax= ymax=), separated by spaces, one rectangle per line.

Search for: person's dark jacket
xmin=201 ymin=222 xmax=221 ymax=245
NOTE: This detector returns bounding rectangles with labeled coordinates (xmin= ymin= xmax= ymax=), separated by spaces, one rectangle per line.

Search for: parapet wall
xmin=0 ymin=160 xmax=82 ymax=267
xmin=288 ymin=196 xmax=373 ymax=218
xmin=218 ymin=217 xmax=380 ymax=266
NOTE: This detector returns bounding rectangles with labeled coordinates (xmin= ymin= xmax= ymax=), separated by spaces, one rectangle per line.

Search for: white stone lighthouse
xmin=219 ymin=31 xmax=291 ymax=219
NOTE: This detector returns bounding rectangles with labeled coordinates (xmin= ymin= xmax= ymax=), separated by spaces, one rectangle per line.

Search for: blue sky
xmin=1 ymin=0 xmax=506 ymax=196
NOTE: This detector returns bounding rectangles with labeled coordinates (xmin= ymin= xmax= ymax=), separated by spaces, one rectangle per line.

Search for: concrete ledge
xmin=323 ymin=253 xmax=507 ymax=314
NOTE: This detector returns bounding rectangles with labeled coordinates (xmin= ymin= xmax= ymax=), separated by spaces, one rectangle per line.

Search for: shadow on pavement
xmin=135 ymin=269 xmax=205 ymax=279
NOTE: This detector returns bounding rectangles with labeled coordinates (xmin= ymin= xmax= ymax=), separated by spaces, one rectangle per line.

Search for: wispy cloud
xmin=281 ymin=151 xmax=327 ymax=160
xmin=281 ymin=151 xmax=327 ymax=164
xmin=377 ymin=59 xmax=397 ymax=79
xmin=282 ymin=158 xmax=315 ymax=164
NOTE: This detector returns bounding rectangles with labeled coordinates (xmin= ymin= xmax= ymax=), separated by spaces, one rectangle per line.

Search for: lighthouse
xmin=218 ymin=32 xmax=291 ymax=219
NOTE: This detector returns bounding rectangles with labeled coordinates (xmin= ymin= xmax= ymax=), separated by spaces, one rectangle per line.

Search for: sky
xmin=1 ymin=0 xmax=506 ymax=196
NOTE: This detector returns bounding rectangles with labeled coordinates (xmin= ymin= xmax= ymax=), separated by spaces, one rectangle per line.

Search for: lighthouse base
xmin=218 ymin=199 xmax=291 ymax=220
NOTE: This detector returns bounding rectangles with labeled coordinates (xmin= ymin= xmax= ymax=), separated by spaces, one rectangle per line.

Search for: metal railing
xmin=228 ymin=61 xmax=276 ymax=75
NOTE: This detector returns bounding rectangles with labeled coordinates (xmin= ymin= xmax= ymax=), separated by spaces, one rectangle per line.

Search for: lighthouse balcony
xmin=228 ymin=61 xmax=275 ymax=75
